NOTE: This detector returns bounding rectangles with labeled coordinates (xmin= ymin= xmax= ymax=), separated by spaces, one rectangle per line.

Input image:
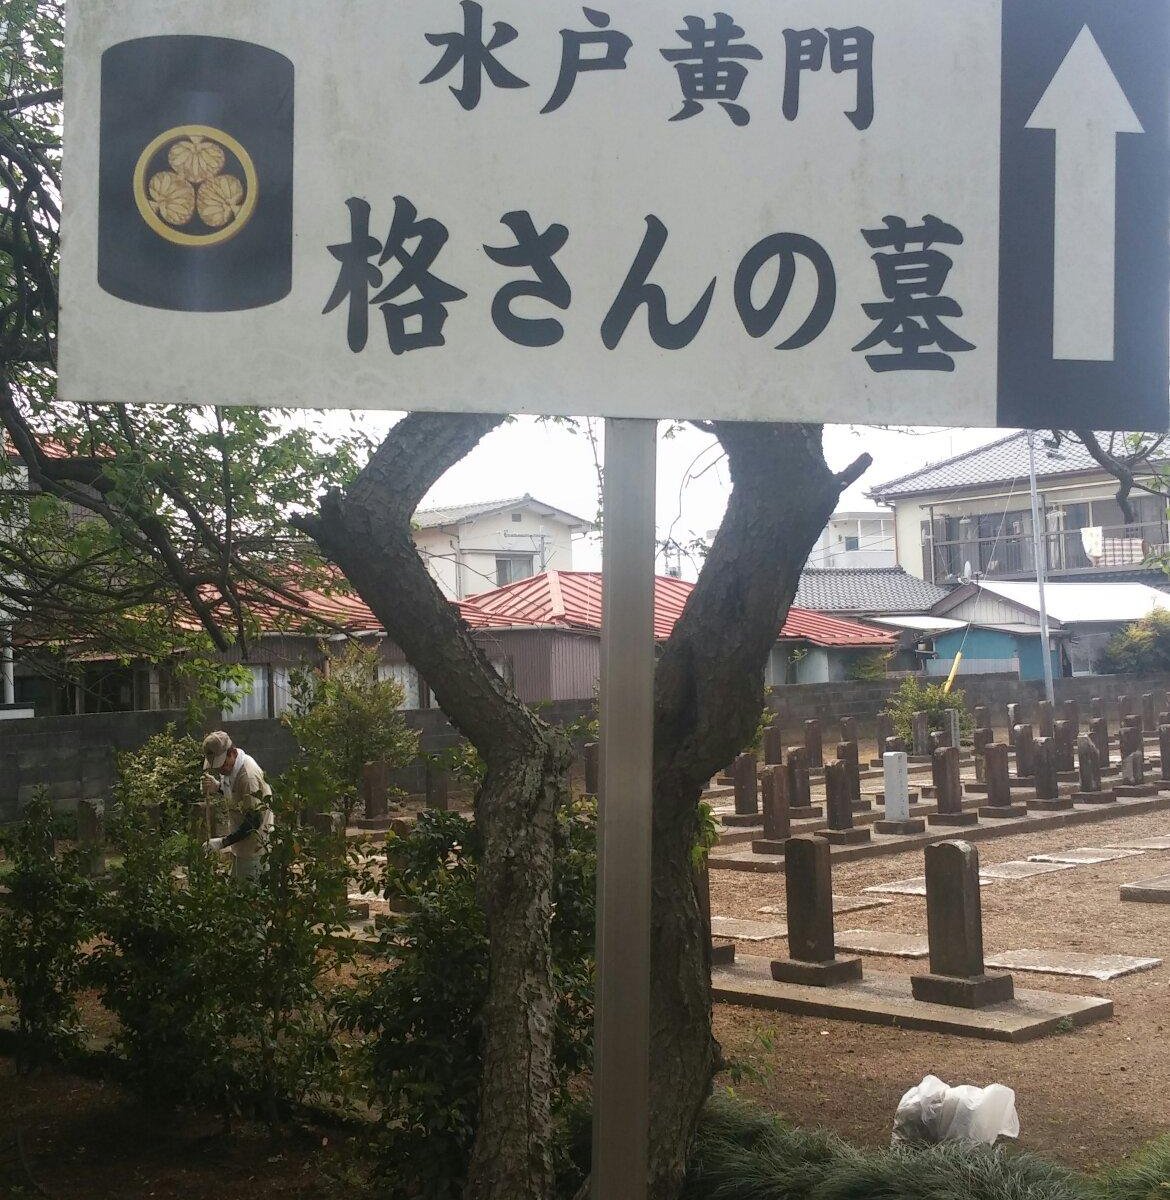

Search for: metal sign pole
xmin=592 ymin=417 xmax=657 ymax=1200
xmin=1027 ymin=430 xmax=1057 ymax=705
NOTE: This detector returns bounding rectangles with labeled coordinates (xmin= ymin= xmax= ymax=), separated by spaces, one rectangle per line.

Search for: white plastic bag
xmin=891 ymin=1074 xmax=1019 ymax=1148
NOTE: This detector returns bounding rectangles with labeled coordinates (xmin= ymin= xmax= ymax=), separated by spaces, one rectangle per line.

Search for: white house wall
xmin=943 ymin=592 xmax=1040 ymax=628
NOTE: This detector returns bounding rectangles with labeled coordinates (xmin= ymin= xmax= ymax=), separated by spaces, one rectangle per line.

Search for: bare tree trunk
xmin=646 ymin=422 xmax=869 ymax=1198
xmin=295 ymin=411 xmax=570 ymax=1200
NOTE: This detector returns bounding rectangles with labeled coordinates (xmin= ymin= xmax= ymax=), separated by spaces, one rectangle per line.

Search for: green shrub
xmin=112 ymin=723 xmax=204 ymax=831
xmin=1097 ymin=610 xmax=1170 ymax=675
xmin=882 ymin=676 xmax=970 ymax=744
xmin=1090 ymin=1136 xmax=1170 ymax=1200
xmin=337 ymin=803 xmax=597 ymax=1200
xmin=283 ymin=643 xmax=420 ymax=825
xmin=848 ymin=650 xmax=893 ymax=682
xmin=0 ymin=790 xmax=95 ymax=1071
xmin=88 ymin=797 xmax=353 ymax=1117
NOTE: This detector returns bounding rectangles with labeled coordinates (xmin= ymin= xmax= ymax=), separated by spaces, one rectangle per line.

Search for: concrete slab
xmin=1120 ymin=874 xmax=1170 ymax=903
xmin=978 ymin=860 xmax=1078 ymax=881
xmin=710 ymin=916 xmax=788 ymax=941
xmin=711 ymin=955 xmax=1113 ymax=1042
xmin=758 ymin=895 xmax=894 ymax=917
xmin=984 ymin=948 xmax=1163 ymax=981
xmin=1104 ymin=835 xmax=1170 ymax=850
xmin=1029 ymin=847 xmax=1146 ymax=865
xmin=835 ymin=929 xmax=931 ymax=959
xmin=863 ymin=875 xmax=992 ymax=897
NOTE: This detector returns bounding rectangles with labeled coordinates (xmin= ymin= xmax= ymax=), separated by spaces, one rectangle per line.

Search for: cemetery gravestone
xmin=823 ymin=761 xmax=870 ymax=845
xmin=911 ymin=841 xmax=1014 ymax=1008
xmin=836 ymin=741 xmax=867 ymax=811
xmin=76 ymin=798 xmax=106 ymax=877
xmin=1006 ymin=703 xmax=1022 ymax=747
xmin=786 ymin=747 xmax=821 ymax=819
xmin=911 ymin=711 xmax=931 ymax=758
xmin=875 ymin=713 xmax=895 ymax=756
xmin=1143 ymin=693 xmax=1158 ymax=734
xmin=1036 ymin=699 xmax=1054 ymax=738
xmin=769 ymin=836 xmax=863 ymax=987
xmin=978 ymin=743 xmax=1028 ymax=819
xmin=839 ymin=716 xmax=859 ymax=745
xmin=1062 ymin=699 xmax=1080 ymax=732
xmin=1054 ymin=718 xmax=1075 ymax=773
xmin=875 ymin=751 xmax=926 ymax=835
xmin=1029 ymin=736 xmax=1072 ymax=810
xmin=1090 ymin=696 xmax=1105 ymax=720
xmin=1013 ymin=723 xmax=1034 ymax=780
xmin=973 ymin=706 xmax=991 ymax=731
xmin=426 ymin=765 xmax=454 ymax=813
xmin=1074 ymin=736 xmax=1115 ymax=804
xmin=762 ymin=721 xmax=784 ymax=766
xmin=928 ymin=745 xmax=976 ymax=827
xmin=583 ymin=742 xmax=599 ymax=796
xmin=1161 ymin=725 xmax=1170 ymax=784
xmin=733 ymin=752 xmax=759 ymax=818
xmin=973 ymin=727 xmax=993 ymax=782
xmin=1118 ymin=694 xmax=1134 ymax=720
xmin=884 ymin=735 xmax=908 ymax=755
xmin=1089 ymin=717 xmax=1111 ymax=771
xmin=804 ymin=719 xmax=824 ymax=769
xmin=944 ymin=708 xmax=962 ymax=751
xmin=761 ymin=765 xmax=791 ymax=842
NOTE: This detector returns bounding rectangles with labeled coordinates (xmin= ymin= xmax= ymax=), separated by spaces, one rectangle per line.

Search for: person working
xmin=201 ymin=730 xmax=274 ymax=879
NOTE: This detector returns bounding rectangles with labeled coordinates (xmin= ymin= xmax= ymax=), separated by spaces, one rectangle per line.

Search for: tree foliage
xmin=282 ymin=641 xmax=420 ymax=823
xmin=881 ymin=676 xmax=969 ymax=744
xmin=1097 ymin=609 xmax=1170 ymax=675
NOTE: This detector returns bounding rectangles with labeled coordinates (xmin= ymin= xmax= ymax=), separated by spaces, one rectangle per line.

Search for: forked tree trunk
xmin=296 ymin=411 xmax=570 ymax=1200
xmin=646 ymin=422 xmax=869 ymax=1197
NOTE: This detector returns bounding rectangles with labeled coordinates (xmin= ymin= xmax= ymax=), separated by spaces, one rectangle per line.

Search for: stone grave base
xmin=1027 ymin=797 xmax=1075 ymax=812
xmin=789 ymin=805 xmax=824 ymax=821
xmin=874 ymin=818 xmax=926 ymax=835
xmin=1120 ymin=874 xmax=1170 ymax=903
xmin=978 ymin=804 xmax=1030 ymax=819
xmin=869 ymin=791 xmax=921 ymax=805
xmin=769 ymin=954 xmax=862 ymax=987
xmin=1070 ymin=791 xmax=1116 ymax=805
xmin=850 ymin=799 xmax=874 ymax=813
xmin=722 ymin=812 xmax=764 ymax=828
xmin=712 ymin=954 xmax=1112 ymax=1042
xmin=911 ymin=971 xmax=1014 ymax=1008
xmin=1115 ymin=783 xmax=1159 ymax=798
xmin=984 ymin=948 xmax=1162 ymax=981
xmin=822 ymin=827 xmax=871 ymax=846
xmin=927 ymin=811 xmax=979 ymax=828
xmin=711 ymin=939 xmax=737 ymax=966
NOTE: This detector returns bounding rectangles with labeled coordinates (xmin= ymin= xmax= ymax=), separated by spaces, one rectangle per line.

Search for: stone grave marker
xmin=1160 ymin=725 xmax=1170 ymax=784
xmin=1090 ymin=696 xmax=1105 ymax=720
xmin=911 ymin=711 xmax=930 ymax=757
xmin=839 ymin=715 xmax=859 ymax=745
xmin=929 ymin=731 xmax=946 ymax=753
xmin=973 ymin=705 xmax=991 ymax=731
xmin=1116 ymin=726 xmax=1154 ymax=795
xmin=1123 ymin=713 xmax=1144 ymax=735
xmin=769 ymin=836 xmax=863 ymax=986
xmin=1061 ymin=698 xmax=1080 ymax=732
xmin=1006 ymin=702 xmax=1022 ymax=746
xmin=583 ymin=741 xmax=599 ymax=796
xmin=1036 ymin=699 xmax=1054 ymax=738
xmin=823 ymin=761 xmax=870 ymax=844
xmin=836 ymin=740 xmax=868 ymax=811
xmin=804 ymin=719 xmax=824 ymax=769
xmin=973 ymin=727 xmax=993 ymax=781
xmin=928 ymin=745 xmax=976 ymax=827
xmin=875 ymin=712 xmax=895 ymax=754
xmin=978 ymin=743 xmax=1028 ymax=818
xmin=884 ymin=735 xmax=908 ymax=755
xmin=1074 ymin=736 xmax=1115 ymax=804
xmin=1089 ymin=717 xmax=1111 ymax=771
xmin=911 ymin=841 xmax=1014 ymax=1008
xmin=1118 ymin=693 xmax=1134 ymax=720
xmin=76 ymin=798 xmax=106 ymax=877
xmin=944 ymin=708 xmax=962 ymax=750
xmin=1143 ymin=693 xmax=1158 ymax=734
xmin=353 ymin=760 xmax=394 ymax=829
xmin=875 ymin=751 xmax=925 ymax=835
xmin=761 ymin=765 xmax=790 ymax=842
xmin=426 ymin=764 xmax=454 ymax=813
xmin=1053 ymin=718 xmax=1075 ymax=772
xmin=732 ymin=752 xmax=759 ymax=819
xmin=786 ymin=746 xmax=820 ymax=818
xmin=1029 ymin=736 xmax=1072 ymax=810
xmin=762 ymin=721 xmax=784 ymax=766
xmin=1013 ymin=723 xmax=1034 ymax=780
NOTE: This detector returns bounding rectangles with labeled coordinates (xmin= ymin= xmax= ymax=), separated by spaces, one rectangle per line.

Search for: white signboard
xmin=59 ymin=0 xmax=1169 ymax=429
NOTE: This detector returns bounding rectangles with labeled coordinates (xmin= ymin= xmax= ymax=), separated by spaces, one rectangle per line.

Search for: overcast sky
xmin=329 ymin=414 xmax=1005 ymax=578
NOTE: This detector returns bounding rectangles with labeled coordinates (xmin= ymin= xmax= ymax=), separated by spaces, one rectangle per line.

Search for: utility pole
xmin=1027 ymin=431 xmax=1056 ymax=705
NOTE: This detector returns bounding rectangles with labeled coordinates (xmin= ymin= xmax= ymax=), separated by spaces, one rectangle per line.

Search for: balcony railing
xmin=927 ymin=520 xmax=1169 ymax=582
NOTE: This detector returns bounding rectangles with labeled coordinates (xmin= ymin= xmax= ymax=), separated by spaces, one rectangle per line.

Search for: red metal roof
xmin=459 ymin=571 xmax=896 ymax=647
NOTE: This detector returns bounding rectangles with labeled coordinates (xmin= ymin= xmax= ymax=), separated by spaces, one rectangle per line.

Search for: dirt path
xmin=710 ymin=806 xmax=1170 ymax=1171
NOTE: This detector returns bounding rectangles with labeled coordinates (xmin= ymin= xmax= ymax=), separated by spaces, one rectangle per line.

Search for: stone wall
xmin=0 ymin=698 xmax=595 ymax=823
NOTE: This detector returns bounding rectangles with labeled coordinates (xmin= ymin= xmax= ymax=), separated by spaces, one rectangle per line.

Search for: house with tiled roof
xmin=412 ymin=493 xmax=596 ymax=600
xmin=794 ymin=567 xmax=953 ymax=617
xmin=868 ymin=431 xmax=1170 ymax=588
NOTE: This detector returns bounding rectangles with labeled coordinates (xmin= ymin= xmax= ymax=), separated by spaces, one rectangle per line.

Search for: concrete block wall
xmin=0 ymin=698 xmax=595 ymax=823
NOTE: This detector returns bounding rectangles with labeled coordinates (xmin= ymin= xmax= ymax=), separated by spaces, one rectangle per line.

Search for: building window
xmin=511 ymin=511 xmax=523 ymax=523
xmin=844 ymin=535 xmax=860 ymax=552
xmin=271 ymin=666 xmax=294 ymax=718
xmin=222 ymin=665 xmax=269 ymax=720
xmin=378 ymin=662 xmax=422 ymax=709
xmin=496 ymin=554 xmax=534 ymax=586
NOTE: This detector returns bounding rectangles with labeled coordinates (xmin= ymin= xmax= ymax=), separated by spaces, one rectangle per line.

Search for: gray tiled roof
xmin=867 ymin=431 xmax=1144 ymax=501
xmin=795 ymin=568 xmax=953 ymax=615
xmin=415 ymin=494 xmax=595 ymax=530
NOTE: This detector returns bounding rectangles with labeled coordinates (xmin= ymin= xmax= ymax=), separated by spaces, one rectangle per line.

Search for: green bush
xmin=1097 ymin=610 xmax=1170 ymax=675
xmin=112 ymin=723 xmax=204 ymax=832
xmin=337 ymin=802 xmax=598 ymax=1200
xmin=88 ymin=797 xmax=353 ymax=1117
xmin=283 ymin=643 xmax=420 ymax=825
xmin=848 ymin=650 xmax=893 ymax=682
xmin=882 ymin=677 xmax=970 ymax=745
xmin=0 ymin=790 xmax=95 ymax=1071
